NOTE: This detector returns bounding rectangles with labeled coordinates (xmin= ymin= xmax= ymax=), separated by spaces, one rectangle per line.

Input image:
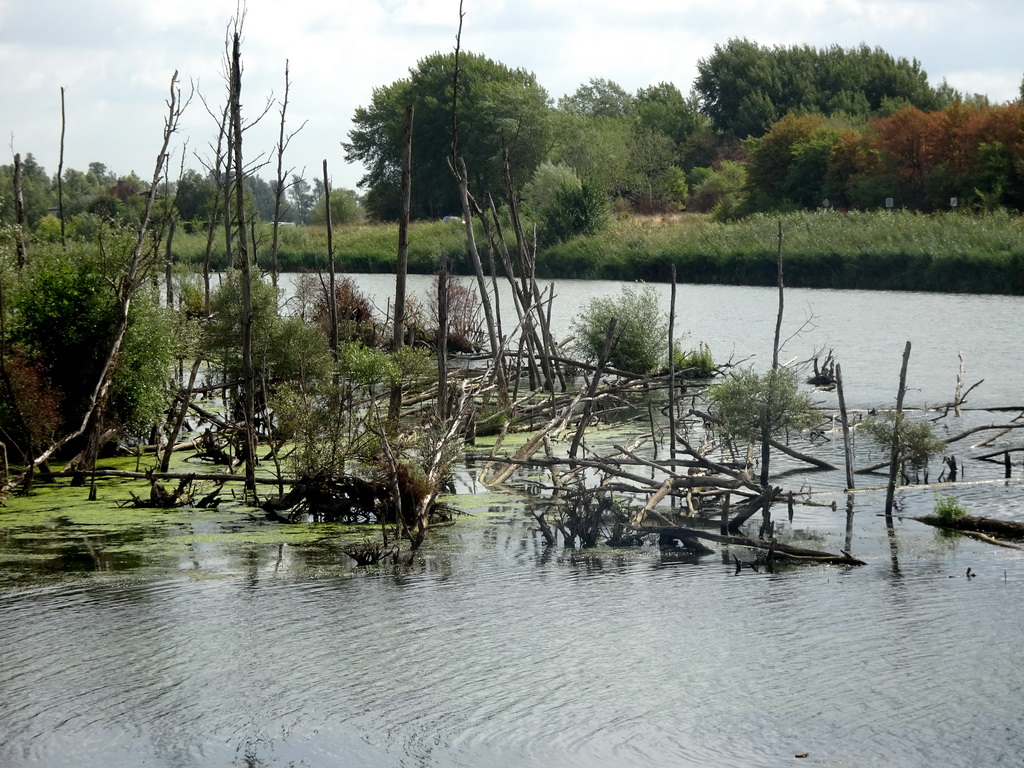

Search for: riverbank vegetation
xmin=133 ymin=208 xmax=1024 ymax=294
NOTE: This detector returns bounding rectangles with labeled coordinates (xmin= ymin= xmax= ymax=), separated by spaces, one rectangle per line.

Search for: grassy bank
xmin=172 ymin=220 xmax=473 ymax=275
xmin=171 ymin=210 xmax=1024 ymax=295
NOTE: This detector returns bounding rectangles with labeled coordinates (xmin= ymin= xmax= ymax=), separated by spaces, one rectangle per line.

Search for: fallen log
xmin=639 ymin=525 xmax=866 ymax=566
xmin=913 ymin=514 xmax=1024 ymax=541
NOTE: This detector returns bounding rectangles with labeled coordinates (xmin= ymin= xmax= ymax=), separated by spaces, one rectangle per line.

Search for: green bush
xmin=570 ymin=284 xmax=667 ymax=374
xmin=539 ymin=180 xmax=609 ymax=246
xmin=671 ymin=342 xmax=716 ymax=378
xmin=934 ymin=494 xmax=967 ymax=522
xmin=709 ymin=366 xmax=820 ymax=446
xmin=863 ymin=412 xmax=946 ymax=473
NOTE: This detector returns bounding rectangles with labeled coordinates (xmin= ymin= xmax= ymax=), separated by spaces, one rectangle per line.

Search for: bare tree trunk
xmin=449 ymin=4 xmax=506 ymax=399
xmin=668 ymin=264 xmax=677 ymax=462
xmin=269 ymin=60 xmax=304 ymax=289
xmin=164 ymin=217 xmax=176 ymax=308
xmin=230 ymin=31 xmax=258 ymax=497
xmin=836 ymin=363 xmax=855 ymax=490
xmin=455 ymin=159 xmax=505 ymax=393
xmin=12 ymin=153 xmax=28 ymax=268
xmin=884 ymin=341 xmax=913 ymax=521
xmin=389 ymin=104 xmax=414 ymax=420
xmin=758 ymin=219 xmax=786 ymax=528
xmin=772 ymin=220 xmax=784 ymax=369
xmin=323 ymin=159 xmax=338 ymax=356
xmin=436 ymin=261 xmax=449 ymax=421
xmin=201 ymin=103 xmax=230 ymax=315
xmin=57 ymin=86 xmax=67 ymax=249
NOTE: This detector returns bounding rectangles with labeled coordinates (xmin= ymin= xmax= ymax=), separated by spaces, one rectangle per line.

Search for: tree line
xmin=6 ymin=38 xmax=1023 ymax=246
xmin=0 ymin=156 xmax=362 ymax=236
xmin=342 ymin=38 xmax=1024 ymax=227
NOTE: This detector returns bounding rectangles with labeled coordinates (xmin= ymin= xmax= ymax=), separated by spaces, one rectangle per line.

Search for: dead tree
xmin=12 ymin=152 xmax=28 ymax=268
xmin=389 ymin=104 xmax=414 ymax=421
xmin=57 ymin=86 xmax=67 ymax=249
xmin=269 ymin=60 xmax=306 ymax=288
xmin=884 ymin=342 xmax=912 ymax=521
xmin=194 ymin=95 xmax=229 ymax=315
xmin=323 ymin=159 xmax=338 ymax=356
xmin=31 ymin=72 xmax=188 ymax=480
xmin=448 ymin=2 xmax=507 ymax=399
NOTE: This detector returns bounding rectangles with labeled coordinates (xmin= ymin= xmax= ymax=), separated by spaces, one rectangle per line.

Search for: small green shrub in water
xmin=670 ymin=342 xmax=716 ymax=378
xmin=863 ymin=412 xmax=946 ymax=474
xmin=934 ymin=494 xmax=967 ymax=522
xmin=570 ymin=284 xmax=668 ymax=374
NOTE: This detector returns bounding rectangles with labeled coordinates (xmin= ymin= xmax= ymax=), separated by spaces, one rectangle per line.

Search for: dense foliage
xmin=343 ymin=51 xmax=551 ymax=220
xmin=5 ymin=37 xmax=1022 ymax=244
xmin=710 ymin=367 xmax=820 ymax=444
xmin=695 ymin=39 xmax=943 ymax=140
xmin=570 ymin=284 xmax=668 ymax=374
xmin=0 ymin=237 xmax=176 ymax=464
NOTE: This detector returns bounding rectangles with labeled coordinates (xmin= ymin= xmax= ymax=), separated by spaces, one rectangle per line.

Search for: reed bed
xmin=170 ymin=210 xmax=1024 ymax=295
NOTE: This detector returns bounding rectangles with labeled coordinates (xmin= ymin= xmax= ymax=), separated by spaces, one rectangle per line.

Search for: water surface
xmin=2 ymin=282 xmax=1023 ymax=767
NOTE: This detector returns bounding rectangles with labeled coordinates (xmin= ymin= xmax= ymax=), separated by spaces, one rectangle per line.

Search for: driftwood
xmin=914 ymin=514 xmax=1024 ymax=542
xmin=641 ymin=525 xmax=866 ymax=566
xmin=124 ymin=474 xmax=197 ymax=508
xmin=263 ymin=474 xmax=386 ymax=523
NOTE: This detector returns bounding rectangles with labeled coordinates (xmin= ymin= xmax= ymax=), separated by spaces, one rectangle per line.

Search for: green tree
xmin=0 ymin=153 xmax=54 ymax=225
xmin=696 ymin=39 xmax=942 ymax=140
xmin=634 ymin=82 xmax=704 ymax=150
xmin=344 ymin=51 xmax=551 ymax=220
xmin=175 ymin=169 xmax=218 ymax=227
xmin=7 ymin=245 xmax=175 ymax=441
xmin=522 ymin=161 xmax=581 ymax=215
xmin=59 ymin=168 xmax=104 ymax=217
xmin=863 ymin=412 xmax=945 ymax=481
xmin=88 ymin=162 xmax=115 ymax=185
xmin=244 ymin=174 xmax=279 ymax=222
xmin=626 ymin=126 xmax=683 ymax=212
xmin=308 ymin=187 xmax=362 ymax=226
xmin=549 ymin=111 xmax=633 ymax=198
xmin=742 ymin=112 xmax=846 ymax=211
xmin=558 ymin=78 xmax=634 ymax=118
xmin=203 ymin=273 xmax=333 ymax=419
xmin=686 ymin=160 xmax=747 ymax=215
xmin=288 ymin=175 xmax=316 ymax=224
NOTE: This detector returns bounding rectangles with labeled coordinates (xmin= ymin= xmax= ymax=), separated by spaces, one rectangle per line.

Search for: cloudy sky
xmin=2 ymin=0 xmax=1021 ymax=192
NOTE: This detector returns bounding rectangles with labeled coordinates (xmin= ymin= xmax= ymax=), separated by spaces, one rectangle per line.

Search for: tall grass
xmin=541 ymin=210 xmax=1024 ymax=294
xmin=170 ymin=210 xmax=1024 ymax=295
xmin=171 ymin=220 xmax=473 ymax=275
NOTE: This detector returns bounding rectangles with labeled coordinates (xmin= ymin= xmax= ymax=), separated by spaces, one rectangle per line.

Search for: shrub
xmin=863 ymin=412 xmax=946 ymax=473
xmin=540 ymin=180 xmax=609 ymax=246
xmin=934 ymin=494 xmax=967 ymax=523
xmin=570 ymin=284 xmax=668 ymax=374
xmin=671 ymin=342 xmax=716 ymax=378
xmin=709 ymin=366 xmax=820 ymax=446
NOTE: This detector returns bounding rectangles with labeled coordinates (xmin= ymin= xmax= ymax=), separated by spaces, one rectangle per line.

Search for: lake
xmin=1 ymin=278 xmax=1022 ymax=767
